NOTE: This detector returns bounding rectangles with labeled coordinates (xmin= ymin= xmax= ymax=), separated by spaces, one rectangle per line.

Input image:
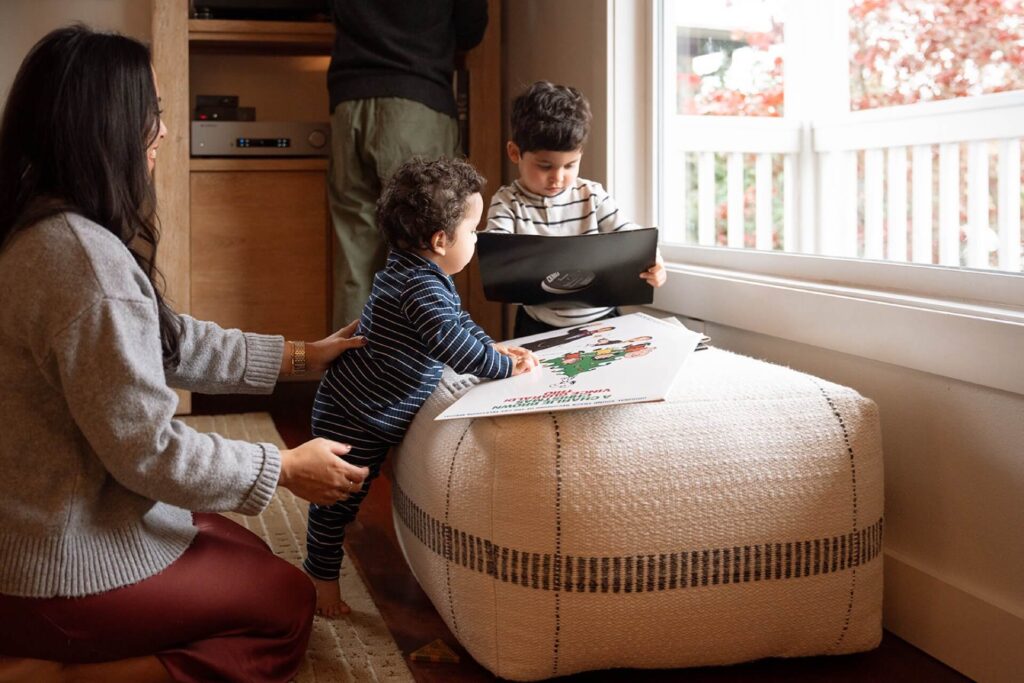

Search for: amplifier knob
xmin=307 ymin=130 xmax=327 ymax=149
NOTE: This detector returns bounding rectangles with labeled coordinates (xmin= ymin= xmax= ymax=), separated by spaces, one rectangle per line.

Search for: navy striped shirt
xmin=314 ymin=249 xmax=513 ymax=443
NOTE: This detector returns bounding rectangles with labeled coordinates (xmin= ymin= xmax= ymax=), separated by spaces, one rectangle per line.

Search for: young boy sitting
xmin=304 ymin=157 xmax=537 ymax=616
xmin=486 ymin=80 xmax=667 ymax=338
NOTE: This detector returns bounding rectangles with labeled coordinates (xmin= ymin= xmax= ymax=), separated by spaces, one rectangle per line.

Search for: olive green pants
xmin=329 ymin=97 xmax=459 ymax=329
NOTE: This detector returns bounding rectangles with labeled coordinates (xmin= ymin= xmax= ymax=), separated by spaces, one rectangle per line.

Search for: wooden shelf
xmin=155 ymin=0 xmax=505 ymax=344
xmin=190 ymin=157 xmax=328 ymax=172
xmin=188 ymin=19 xmax=333 ymax=53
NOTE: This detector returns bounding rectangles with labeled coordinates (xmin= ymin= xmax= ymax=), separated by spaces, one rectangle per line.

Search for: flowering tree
xmin=681 ymin=0 xmax=1024 ymax=114
xmin=850 ymin=0 xmax=1024 ymax=109
xmin=679 ymin=21 xmax=785 ymax=117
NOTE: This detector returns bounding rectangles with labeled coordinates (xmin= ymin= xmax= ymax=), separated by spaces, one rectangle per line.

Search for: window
xmin=656 ymin=0 xmax=1024 ymax=275
xmin=616 ymin=0 xmax=1024 ymax=394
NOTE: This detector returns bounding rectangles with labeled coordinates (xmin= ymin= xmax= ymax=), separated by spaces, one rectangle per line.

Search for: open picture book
xmin=436 ymin=312 xmax=707 ymax=420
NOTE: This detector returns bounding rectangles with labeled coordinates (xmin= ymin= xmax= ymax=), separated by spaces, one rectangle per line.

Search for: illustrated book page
xmin=436 ymin=312 xmax=703 ymax=420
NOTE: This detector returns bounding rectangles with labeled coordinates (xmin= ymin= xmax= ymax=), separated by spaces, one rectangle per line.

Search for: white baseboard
xmin=884 ymin=551 xmax=1024 ymax=683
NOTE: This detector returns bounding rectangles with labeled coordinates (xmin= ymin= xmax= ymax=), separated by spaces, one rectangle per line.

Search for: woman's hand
xmin=278 ymin=438 xmax=369 ymax=505
xmin=494 ymin=343 xmax=539 ymax=376
xmin=283 ymin=320 xmax=367 ymax=377
xmin=308 ymin=319 xmax=368 ymax=373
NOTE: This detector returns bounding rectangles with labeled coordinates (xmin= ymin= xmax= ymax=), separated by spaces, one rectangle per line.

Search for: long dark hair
xmin=0 ymin=25 xmax=181 ymax=368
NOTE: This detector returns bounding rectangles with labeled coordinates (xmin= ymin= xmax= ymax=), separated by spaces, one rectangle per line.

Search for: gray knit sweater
xmin=0 ymin=212 xmax=284 ymax=598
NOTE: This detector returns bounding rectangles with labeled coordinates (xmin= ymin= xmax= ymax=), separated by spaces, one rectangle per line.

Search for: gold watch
xmin=291 ymin=340 xmax=307 ymax=375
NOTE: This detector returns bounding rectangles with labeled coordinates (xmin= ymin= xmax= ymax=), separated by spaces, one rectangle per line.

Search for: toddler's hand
xmin=509 ymin=345 xmax=538 ymax=376
xmin=493 ymin=343 xmax=538 ymax=376
xmin=640 ymin=260 xmax=667 ymax=288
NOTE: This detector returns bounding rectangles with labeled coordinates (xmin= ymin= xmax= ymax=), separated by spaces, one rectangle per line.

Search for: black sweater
xmin=328 ymin=0 xmax=488 ymax=118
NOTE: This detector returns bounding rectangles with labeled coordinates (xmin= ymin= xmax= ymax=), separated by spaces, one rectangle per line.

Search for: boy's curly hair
xmin=510 ymin=81 xmax=591 ymax=153
xmin=377 ymin=157 xmax=485 ymax=251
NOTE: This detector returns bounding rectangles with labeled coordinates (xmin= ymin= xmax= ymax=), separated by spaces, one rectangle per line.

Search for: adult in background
xmin=0 ymin=26 xmax=369 ymax=683
xmin=327 ymin=0 xmax=489 ymax=328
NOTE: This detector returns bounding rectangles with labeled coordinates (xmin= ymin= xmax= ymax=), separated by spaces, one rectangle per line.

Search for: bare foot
xmin=308 ymin=575 xmax=351 ymax=618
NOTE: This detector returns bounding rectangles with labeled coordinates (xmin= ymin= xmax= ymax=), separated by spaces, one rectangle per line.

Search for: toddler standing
xmin=305 ymin=157 xmax=536 ymax=616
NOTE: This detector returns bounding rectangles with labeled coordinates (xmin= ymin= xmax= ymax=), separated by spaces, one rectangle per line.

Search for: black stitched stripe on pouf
xmin=393 ymin=479 xmax=884 ymax=594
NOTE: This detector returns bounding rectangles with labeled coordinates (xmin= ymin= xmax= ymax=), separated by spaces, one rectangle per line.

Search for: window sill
xmin=654 ymin=253 xmax=1024 ymax=396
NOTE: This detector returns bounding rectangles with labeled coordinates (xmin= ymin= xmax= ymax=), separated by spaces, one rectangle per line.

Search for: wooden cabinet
xmin=190 ymin=159 xmax=329 ymax=341
xmin=151 ymin=0 xmax=504 ymax=410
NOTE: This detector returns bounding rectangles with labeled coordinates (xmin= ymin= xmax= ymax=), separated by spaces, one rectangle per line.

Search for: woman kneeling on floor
xmin=0 ymin=25 xmax=370 ymax=683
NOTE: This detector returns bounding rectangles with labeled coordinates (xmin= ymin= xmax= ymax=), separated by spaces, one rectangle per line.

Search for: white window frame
xmin=609 ymin=0 xmax=1024 ymax=396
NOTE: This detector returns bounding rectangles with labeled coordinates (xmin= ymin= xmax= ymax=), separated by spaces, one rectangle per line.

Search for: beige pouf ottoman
xmin=391 ymin=348 xmax=884 ymax=681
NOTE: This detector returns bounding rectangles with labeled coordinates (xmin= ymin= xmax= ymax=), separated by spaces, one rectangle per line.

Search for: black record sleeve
xmin=476 ymin=228 xmax=659 ymax=306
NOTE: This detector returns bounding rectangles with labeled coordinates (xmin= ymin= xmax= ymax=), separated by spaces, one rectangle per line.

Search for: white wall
xmin=0 ymin=0 xmax=151 ymax=106
xmin=505 ymin=3 xmax=1024 ymax=681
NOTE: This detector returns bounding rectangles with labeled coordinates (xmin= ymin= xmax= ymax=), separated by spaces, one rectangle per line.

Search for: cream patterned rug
xmin=181 ymin=413 xmax=413 ymax=683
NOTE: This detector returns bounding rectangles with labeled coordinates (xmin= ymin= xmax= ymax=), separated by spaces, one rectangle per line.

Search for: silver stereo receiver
xmin=191 ymin=121 xmax=330 ymax=157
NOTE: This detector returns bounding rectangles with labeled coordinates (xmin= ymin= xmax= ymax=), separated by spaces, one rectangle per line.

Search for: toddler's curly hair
xmin=377 ymin=157 xmax=484 ymax=251
xmin=511 ymin=81 xmax=591 ymax=153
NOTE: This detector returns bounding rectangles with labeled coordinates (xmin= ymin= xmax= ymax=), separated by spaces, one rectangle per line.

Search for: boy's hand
xmin=493 ymin=343 xmax=539 ymax=376
xmin=640 ymin=259 xmax=667 ymax=288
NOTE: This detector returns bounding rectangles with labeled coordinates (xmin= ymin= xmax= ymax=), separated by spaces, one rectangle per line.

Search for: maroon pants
xmin=0 ymin=513 xmax=315 ymax=682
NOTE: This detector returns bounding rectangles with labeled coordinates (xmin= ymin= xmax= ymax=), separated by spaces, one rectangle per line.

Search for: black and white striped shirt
xmin=315 ymin=250 xmax=512 ymax=443
xmin=486 ymin=179 xmax=640 ymax=328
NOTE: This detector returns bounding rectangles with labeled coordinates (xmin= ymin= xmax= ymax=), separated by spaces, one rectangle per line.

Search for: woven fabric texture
xmin=181 ymin=413 xmax=412 ymax=683
xmin=391 ymin=348 xmax=884 ymax=681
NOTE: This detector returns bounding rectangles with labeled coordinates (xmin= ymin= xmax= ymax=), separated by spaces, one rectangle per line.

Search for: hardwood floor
xmin=194 ymin=384 xmax=972 ymax=683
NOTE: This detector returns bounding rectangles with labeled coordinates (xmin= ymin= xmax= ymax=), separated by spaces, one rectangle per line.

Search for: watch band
xmin=291 ymin=340 xmax=307 ymax=375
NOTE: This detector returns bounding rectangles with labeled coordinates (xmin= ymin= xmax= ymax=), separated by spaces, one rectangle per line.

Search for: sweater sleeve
xmin=401 ymin=273 xmax=512 ymax=379
xmin=50 ymin=297 xmax=280 ymax=515
xmin=166 ymin=314 xmax=283 ymax=394
xmin=453 ymin=0 xmax=489 ymax=51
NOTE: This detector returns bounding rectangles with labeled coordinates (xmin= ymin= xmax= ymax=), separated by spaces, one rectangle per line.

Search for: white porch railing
xmin=660 ymin=91 xmax=1024 ymax=273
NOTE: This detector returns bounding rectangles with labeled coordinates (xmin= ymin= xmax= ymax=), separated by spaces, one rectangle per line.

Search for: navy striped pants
xmin=303 ymin=417 xmax=390 ymax=581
